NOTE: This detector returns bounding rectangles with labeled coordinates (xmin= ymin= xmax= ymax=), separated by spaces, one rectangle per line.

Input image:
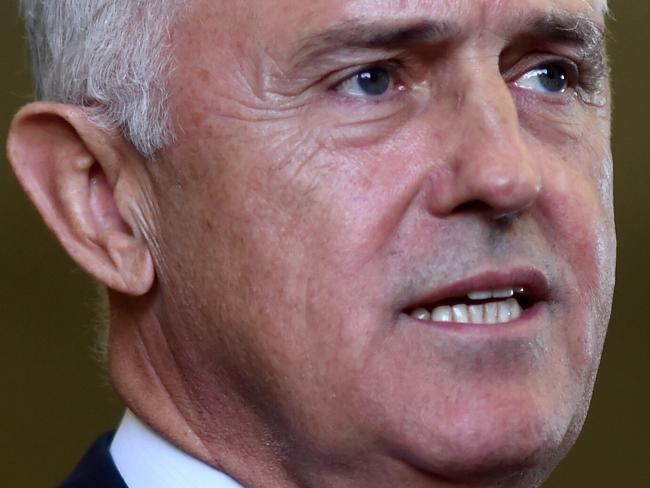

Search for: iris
xmin=355 ymin=68 xmax=391 ymax=96
xmin=536 ymin=65 xmax=568 ymax=92
xmin=336 ymin=66 xmax=393 ymax=97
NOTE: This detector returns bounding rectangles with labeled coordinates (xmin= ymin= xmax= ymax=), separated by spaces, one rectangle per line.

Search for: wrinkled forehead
xmin=174 ymin=0 xmax=608 ymax=82
xmin=179 ymin=0 xmax=607 ymax=55
xmin=338 ymin=0 xmax=606 ymax=18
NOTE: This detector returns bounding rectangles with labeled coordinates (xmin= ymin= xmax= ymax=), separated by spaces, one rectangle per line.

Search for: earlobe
xmin=6 ymin=102 xmax=155 ymax=296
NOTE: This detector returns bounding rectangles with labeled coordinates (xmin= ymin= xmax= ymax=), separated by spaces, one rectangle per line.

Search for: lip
xmin=402 ymin=267 xmax=550 ymax=316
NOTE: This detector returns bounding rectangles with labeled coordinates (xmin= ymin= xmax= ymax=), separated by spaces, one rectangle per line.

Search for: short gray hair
xmin=600 ymin=1 xmax=609 ymax=14
xmin=20 ymin=0 xmax=178 ymax=157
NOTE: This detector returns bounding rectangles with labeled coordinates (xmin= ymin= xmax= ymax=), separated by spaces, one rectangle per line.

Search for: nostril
xmin=451 ymin=200 xmax=527 ymax=223
xmin=452 ymin=200 xmax=493 ymax=215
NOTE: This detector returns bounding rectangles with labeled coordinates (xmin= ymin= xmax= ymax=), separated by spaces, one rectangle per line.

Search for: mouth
xmin=403 ymin=269 xmax=549 ymax=326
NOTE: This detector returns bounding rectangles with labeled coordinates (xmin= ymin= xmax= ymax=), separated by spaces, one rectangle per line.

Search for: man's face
xmin=144 ymin=0 xmax=615 ymax=485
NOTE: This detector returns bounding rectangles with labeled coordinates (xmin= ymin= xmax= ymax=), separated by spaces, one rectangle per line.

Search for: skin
xmin=6 ymin=0 xmax=615 ymax=487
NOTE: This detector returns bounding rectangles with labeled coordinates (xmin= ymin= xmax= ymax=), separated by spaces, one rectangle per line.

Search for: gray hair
xmin=19 ymin=0 xmax=609 ymax=159
xmin=20 ymin=0 xmax=178 ymax=158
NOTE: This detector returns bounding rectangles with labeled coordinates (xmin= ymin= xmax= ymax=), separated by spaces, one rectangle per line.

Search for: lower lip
xmin=401 ymin=302 xmax=548 ymax=337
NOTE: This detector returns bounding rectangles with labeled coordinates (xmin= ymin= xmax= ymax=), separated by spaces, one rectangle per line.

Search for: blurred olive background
xmin=1 ymin=1 xmax=648 ymax=486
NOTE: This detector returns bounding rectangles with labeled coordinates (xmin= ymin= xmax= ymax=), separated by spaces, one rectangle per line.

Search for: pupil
xmin=539 ymin=65 xmax=567 ymax=92
xmin=358 ymin=68 xmax=390 ymax=96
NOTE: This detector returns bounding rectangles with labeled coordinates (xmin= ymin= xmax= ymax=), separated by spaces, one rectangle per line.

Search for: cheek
xmin=552 ymin=159 xmax=614 ymax=292
xmin=540 ymin=150 xmax=615 ymax=371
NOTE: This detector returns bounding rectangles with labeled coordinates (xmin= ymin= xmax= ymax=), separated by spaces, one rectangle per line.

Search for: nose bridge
xmin=464 ymin=71 xmax=520 ymax=151
xmin=427 ymin=65 xmax=542 ymax=219
xmin=463 ymin=66 xmax=526 ymax=160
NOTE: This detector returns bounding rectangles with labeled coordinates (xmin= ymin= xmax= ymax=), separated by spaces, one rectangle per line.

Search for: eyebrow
xmin=527 ymin=11 xmax=605 ymax=44
xmin=290 ymin=10 xmax=606 ymax=69
xmin=520 ymin=11 xmax=606 ymax=58
xmin=290 ymin=19 xmax=462 ymax=66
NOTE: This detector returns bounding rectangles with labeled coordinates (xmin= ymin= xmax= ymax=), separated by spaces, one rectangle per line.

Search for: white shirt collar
xmin=110 ymin=410 xmax=245 ymax=488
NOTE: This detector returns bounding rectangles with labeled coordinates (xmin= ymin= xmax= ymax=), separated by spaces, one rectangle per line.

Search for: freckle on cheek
xmin=190 ymin=111 xmax=204 ymax=128
xmin=198 ymin=68 xmax=210 ymax=83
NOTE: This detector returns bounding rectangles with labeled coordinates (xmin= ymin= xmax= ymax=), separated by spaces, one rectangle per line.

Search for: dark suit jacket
xmin=58 ymin=433 xmax=128 ymax=488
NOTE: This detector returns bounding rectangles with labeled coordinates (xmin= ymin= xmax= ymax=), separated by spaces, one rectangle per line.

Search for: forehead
xmin=184 ymin=0 xmax=605 ymax=44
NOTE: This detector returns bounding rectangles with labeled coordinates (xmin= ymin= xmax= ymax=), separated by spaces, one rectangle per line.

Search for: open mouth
xmin=406 ymin=287 xmax=536 ymax=325
xmin=402 ymin=270 xmax=549 ymax=326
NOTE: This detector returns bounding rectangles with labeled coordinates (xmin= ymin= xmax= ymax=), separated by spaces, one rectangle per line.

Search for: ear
xmin=6 ymin=102 xmax=155 ymax=296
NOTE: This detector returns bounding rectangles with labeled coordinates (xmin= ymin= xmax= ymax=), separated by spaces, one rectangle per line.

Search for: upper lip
xmin=402 ymin=267 xmax=550 ymax=311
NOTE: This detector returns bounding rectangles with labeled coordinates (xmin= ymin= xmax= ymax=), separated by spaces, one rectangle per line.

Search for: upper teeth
xmin=410 ymin=288 xmax=524 ymax=325
xmin=469 ymin=288 xmax=523 ymax=300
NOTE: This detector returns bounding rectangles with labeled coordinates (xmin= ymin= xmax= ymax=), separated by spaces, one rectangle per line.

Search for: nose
xmin=425 ymin=73 xmax=542 ymax=220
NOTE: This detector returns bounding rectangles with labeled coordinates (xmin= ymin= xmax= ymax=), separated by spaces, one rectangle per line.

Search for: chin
xmin=377 ymin=380 xmax=590 ymax=487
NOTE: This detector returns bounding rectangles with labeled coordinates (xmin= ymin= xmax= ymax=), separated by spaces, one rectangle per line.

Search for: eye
xmin=514 ymin=64 xmax=571 ymax=94
xmin=335 ymin=66 xmax=394 ymax=97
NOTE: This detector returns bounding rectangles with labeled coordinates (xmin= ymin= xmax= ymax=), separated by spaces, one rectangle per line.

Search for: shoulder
xmin=58 ymin=433 xmax=128 ymax=488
